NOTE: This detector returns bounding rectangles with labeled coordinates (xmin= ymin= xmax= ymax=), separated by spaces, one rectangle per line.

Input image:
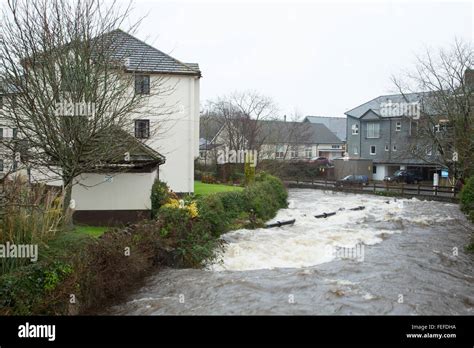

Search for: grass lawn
xmin=194 ymin=180 xmax=243 ymax=196
xmin=74 ymin=225 xmax=108 ymax=238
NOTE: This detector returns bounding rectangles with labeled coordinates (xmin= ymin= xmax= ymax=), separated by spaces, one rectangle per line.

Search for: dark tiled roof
xmin=259 ymin=120 xmax=343 ymax=145
xmin=104 ymin=29 xmax=201 ymax=76
xmin=303 ymin=116 xmax=347 ymax=141
xmin=344 ymin=92 xmax=431 ymax=119
xmin=83 ymin=127 xmax=165 ymax=165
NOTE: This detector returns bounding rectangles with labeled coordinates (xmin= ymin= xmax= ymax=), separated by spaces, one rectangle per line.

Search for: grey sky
xmin=105 ymin=0 xmax=472 ymax=117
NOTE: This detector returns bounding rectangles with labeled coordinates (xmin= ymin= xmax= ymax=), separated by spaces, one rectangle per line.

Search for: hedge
xmin=0 ymin=173 xmax=288 ymax=315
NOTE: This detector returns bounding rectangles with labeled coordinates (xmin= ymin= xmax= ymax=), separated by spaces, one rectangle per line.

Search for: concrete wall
xmin=333 ymin=158 xmax=373 ymax=180
xmin=135 ymin=74 xmax=200 ymax=193
xmin=72 ymin=171 xmax=157 ymax=211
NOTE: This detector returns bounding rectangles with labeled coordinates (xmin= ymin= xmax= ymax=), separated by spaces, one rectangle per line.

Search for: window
xmin=351 ymin=124 xmax=359 ymax=135
xmin=134 ymin=119 xmax=150 ymax=139
xmin=275 ymin=145 xmax=285 ymax=159
xmin=135 ymin=75 xmax=150 ymax=95
xmin=0 ymin=128 xmax=3 ymax=139
xmin=305 ymin=146 xmax=312 ymax=159
xmin=0 ymin=96 xmax=3 ymax=109
xmin=353 ymin=146 xmax=358 ymax=155
xmin=373 ymin=165 xmax=377 ymax=174
xmin=0 ymin=159 xmax=3 ymax=172
xmin=290 ymin=146 xmax=298 ymax=158
xmin=396 ymin=121 xmax=401 ymax=132
xmin=12 ymin=128 xmax=18 ymax=139
xmin=367 ymin=122 xmax=380 ymax=138
xmin=392 ymin=145 xmax=397 ymax=151
xmin=385 ymin=145 xmax=389 ymax=151
xmin=331 ymin=145 xmax=340 ymax=149
xmin=370 ymin=145 xmax=376 ymax=155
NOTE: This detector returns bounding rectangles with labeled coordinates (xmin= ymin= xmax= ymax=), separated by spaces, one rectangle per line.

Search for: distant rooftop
xmin=344 ymin=92 xmax=431 ymax=119
xmin=303 ymin=116 xmax=347 ymax=141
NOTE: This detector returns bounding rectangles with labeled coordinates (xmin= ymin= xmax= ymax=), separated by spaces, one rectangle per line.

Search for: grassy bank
xmin=194 ymin=181 xmax=243 ymax=196
xmin=0 ymin=173 xmax=287 ymax=315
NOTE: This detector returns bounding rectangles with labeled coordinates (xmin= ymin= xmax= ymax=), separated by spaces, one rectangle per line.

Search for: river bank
xmin=107 ymin=189 xmax=474 ymax=315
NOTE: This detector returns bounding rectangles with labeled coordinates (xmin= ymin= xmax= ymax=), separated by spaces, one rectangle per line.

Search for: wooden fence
xmin=282 ymin=177 xmax=459 ymax=202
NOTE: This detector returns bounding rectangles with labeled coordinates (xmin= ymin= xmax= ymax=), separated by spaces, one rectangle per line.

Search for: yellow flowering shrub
xmin=160 ymin=198 xmax=198 ymax=218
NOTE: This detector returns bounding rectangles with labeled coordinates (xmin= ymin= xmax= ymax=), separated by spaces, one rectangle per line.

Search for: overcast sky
xmin=116 ymin=0 xmax=471 ymax=117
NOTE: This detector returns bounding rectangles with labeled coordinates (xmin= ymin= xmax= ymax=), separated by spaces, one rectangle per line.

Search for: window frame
xmin=370 ymin=145 xmax=376 ymax=155
xmin=135 ymin=74 xmax=151 ymax=95
xmin=134 ymin=119 xmax=150 ymax=139
xmin=366 ymin=122 xmax=380 ymax=139
xmin=351 ymin=124 xmax=359 ymax=135
xmin=395 ymin=121 xmax=401 ymax=132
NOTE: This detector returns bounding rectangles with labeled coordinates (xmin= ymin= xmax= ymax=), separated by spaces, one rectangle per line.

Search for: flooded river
xmin=108 ymin=189 xmax=473 ymax=315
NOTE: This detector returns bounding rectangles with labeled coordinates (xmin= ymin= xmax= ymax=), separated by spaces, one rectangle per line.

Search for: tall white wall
xmin=137 ymin=74 xmax=200 ymax=193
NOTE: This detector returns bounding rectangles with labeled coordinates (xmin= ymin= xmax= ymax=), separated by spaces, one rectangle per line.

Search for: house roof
xmin=303 ymin=116 xmax=347 ymax=141
xmin=259 ymin=120 xmax=343 ymax=145
xmin=344 ymin=92 xmax=429 ymax=119
xmin=83 ymin=127 xmax=165 ymax=168
xmin=104 ymin=29 xmax=201 ymax=76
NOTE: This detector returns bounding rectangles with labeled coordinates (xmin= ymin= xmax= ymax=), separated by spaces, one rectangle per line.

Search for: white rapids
xmin=210 ymin=189 xmax=455 ymax=271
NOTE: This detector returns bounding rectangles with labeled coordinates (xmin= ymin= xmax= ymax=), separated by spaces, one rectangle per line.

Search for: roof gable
xmin=359 ymin=109 xmax=381 ymax=120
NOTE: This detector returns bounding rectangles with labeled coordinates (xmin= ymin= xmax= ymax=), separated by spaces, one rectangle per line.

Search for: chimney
xmin=284 ymin=115 xmax=287 ymax=122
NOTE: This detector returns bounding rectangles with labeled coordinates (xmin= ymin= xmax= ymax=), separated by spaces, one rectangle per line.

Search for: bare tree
xmin=209 ymin=91 xmax=278 ymax=157
xmin=392 ymin=39 xmax=474 ymax=179
xmin=0 ymin=0 xmax=174 ymax=215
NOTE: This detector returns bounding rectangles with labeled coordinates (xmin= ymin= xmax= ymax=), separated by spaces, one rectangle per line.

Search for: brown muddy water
xmin=106 ymin=189 xmax=474 ymax=315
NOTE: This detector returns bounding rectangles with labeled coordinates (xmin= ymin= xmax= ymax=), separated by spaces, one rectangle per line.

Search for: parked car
xmin=335 ymin=175 xmax=369 ymax=187
xmin=308 ymin=156 xmax=330 ymax=166
xmin=383 ymin=170 xmax=423 ymax=184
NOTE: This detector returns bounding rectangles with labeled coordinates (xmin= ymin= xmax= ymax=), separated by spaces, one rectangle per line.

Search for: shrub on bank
xmin=460 ymin=176 xmax=474 ymax=216
xmin=0 ymin=174 xmax=288 ymax=315
xmin=150 ymin=180 xmax=173 ymax=218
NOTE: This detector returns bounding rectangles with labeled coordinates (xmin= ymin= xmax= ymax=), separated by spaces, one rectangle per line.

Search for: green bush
xmin=0 ymin=261 xmax=74 ymax=315
xmin=460 ymin=176 xmax=474 ymax=214
xmin=150 ymin=180 xmax=171 ymax=218
xmin=216 ymin=191 xmax=249 ymax=219
xmin=176 ymin=219 xmax=223 ymax=268
xmin=158 ymin=206 xmax=192 ymax=238
xmin=196 ymin=194 xmax=227 ymax=235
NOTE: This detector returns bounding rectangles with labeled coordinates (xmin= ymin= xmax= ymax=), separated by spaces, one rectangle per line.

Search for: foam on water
xmin=211 ymin=190 xmax=455 ymax=271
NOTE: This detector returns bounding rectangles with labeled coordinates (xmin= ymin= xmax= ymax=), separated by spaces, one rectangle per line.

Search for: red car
xmin=308 ymin=156 xmax=331 ymax=166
